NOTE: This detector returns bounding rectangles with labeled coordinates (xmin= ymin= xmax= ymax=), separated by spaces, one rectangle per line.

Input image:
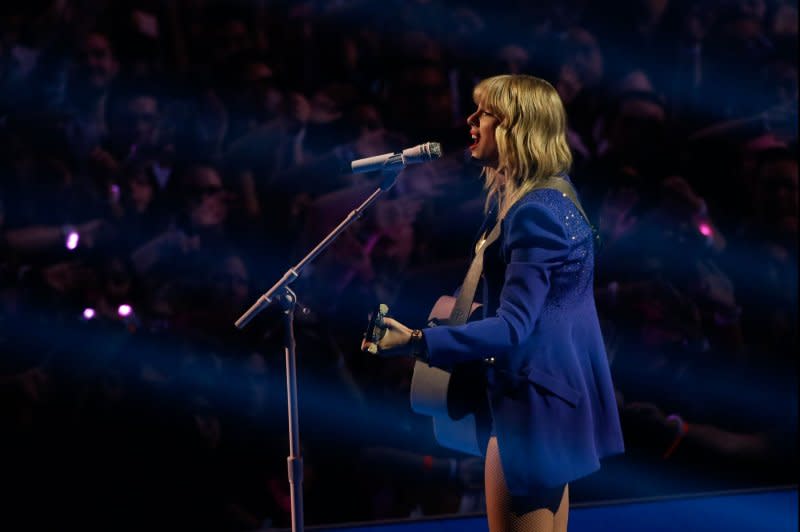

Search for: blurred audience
xmin=0 ymin=0 xmax=796 ymax=529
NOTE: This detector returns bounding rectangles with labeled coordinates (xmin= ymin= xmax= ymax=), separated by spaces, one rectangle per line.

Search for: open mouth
xmin=470 ymin=132 xmax=480 ymax=148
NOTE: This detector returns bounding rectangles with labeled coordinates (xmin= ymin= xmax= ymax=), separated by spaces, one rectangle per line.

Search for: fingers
xmin=361 ymin=338 xmax=378 ymax=355
xmin=382 ymin=317 xmax=407 ymax=335
xmin=361 ymin=316 xmax=412 ymax=357
xmin=381 ymin=316 xmax=409 ymax=330
xmin=381 ymin=316 xmax=400 ymax=330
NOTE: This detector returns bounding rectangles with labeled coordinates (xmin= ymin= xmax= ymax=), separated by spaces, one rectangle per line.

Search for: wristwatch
xmin=410 ymin=329 xmax=429 ymax=362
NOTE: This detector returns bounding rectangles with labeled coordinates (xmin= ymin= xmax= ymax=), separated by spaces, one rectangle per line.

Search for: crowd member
xmin=0 ymin=0 xmax=796 ymax=529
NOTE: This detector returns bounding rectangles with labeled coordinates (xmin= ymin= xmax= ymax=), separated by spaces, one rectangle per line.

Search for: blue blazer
xmin=423 ymin=187 xmax=624 ymax=493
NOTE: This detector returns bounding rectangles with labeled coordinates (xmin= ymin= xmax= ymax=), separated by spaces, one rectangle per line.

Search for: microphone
xmin=350 ymin=142 xmax=442 ymax=174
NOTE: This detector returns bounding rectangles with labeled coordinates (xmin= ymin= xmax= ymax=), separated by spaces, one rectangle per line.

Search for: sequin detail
xmin=478 ymin=186 xmax=595 ymax=317
xmin=513 ymin=188 xmax=595 ymax=309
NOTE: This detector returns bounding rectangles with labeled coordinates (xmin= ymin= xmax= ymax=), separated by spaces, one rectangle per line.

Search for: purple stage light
xmin=698 ymin=222 xmax=713 ymax=237
xmin=83 ymin=308 xmax=96 ymax=320
xmin=118 ymin=304 xmax=133 ymax=317
xmin=66 ymin=231 xmax=80 ymax=250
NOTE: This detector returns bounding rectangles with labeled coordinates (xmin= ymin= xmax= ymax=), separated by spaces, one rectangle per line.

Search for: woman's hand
xmin=361 ymin=316 xmax=414 ymax=357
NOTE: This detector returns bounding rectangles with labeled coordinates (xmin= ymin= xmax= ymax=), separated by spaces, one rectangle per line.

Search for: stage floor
xmin=311 ymin=486 xmax=797 ymax=532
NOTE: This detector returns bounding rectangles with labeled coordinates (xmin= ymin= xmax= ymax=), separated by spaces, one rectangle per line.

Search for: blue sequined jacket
xmin=422 ymin=187 xmax=624 ymax=493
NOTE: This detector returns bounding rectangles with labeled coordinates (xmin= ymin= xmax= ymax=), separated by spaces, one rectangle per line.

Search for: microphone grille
xmin=401 ymin=142 xmax=443 ymax=164
xmin=427 ymin=142 xmax=442 ymax=160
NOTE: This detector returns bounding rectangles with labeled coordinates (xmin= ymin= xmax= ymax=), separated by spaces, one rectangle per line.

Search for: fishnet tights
xmin=485 ymin=437 xmax=569 ymax=532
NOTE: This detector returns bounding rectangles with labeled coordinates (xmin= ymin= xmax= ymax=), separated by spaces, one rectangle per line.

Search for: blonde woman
xmin=365 ymin=75 xmax=624 ymax=532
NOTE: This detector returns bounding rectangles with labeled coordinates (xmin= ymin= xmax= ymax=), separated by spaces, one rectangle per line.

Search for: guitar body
xmin=409 ymin=295 xmax=484 ymax=456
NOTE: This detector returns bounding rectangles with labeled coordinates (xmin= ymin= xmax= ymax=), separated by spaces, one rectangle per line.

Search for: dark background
xmin=0 ymin=0 xmax=797 ymax=530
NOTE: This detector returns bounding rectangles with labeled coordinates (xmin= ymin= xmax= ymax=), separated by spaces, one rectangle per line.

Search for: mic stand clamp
xmin=234 ymin=160 xmax=404 ymax=532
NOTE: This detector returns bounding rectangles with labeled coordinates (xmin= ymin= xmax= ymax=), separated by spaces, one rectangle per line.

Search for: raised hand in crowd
xmin=3 ymin=218 xmax=114 ymax=254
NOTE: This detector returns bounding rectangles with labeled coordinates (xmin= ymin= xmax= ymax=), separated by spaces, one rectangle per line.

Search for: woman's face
xmin=467 ymin=102 xmax=500 ymax=167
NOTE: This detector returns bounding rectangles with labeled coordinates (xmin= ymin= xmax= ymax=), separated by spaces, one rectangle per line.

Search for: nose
xmin=466 ymin=111 xmax=479 ymax=127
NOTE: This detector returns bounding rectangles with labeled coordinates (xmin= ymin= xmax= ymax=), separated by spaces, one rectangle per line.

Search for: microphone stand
xmin=234 ymin=157 xmax=405 ymax=532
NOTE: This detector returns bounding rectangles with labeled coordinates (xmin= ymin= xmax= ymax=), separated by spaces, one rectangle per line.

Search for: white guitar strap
xmin=448 ymin=220 xmax=502 ymax=326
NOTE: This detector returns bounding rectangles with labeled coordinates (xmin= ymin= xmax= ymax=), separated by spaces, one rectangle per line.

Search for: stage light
xmin=83 ymin=308 xmax=96 ymax=320
xmin=118 ymin=304 xmax=133 ymax=317
xmin=66 ymin=231 xmax=80 ymax=250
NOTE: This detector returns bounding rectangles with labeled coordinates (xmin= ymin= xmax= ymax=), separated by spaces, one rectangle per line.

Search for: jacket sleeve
xmin=422 ymin=198 xmax=571 ymax=369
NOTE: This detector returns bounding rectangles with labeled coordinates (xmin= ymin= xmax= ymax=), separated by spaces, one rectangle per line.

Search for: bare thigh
xmin=484 ymin=436 xmax=570 ymax=532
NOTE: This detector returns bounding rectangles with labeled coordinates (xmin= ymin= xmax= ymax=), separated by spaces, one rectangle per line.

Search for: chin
xmin=469 ymin=149 xmax=486 ymax=162
xmin=466 ymin=154 xmax=486 ymax=167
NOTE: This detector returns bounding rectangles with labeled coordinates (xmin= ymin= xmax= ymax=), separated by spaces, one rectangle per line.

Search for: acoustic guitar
xmin=365 ymin=296 xmax=484 ymax=456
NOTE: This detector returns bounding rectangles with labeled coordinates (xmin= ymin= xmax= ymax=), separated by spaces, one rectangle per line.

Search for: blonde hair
xmin=474 ymin=74 xmax=573 ymax=219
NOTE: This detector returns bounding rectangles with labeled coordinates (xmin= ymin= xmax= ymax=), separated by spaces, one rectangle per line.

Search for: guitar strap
xmin=543 ymin=176 xmax=591 ymax=226
xmin=448 ymin=176 xmax=590 ymax=323
xmin=447 ymin=219 xmax=502 ymax=326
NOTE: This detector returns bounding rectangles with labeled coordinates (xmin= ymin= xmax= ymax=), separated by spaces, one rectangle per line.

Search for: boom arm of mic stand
xmin=234 ymin=157 xmax=404 ymax=329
